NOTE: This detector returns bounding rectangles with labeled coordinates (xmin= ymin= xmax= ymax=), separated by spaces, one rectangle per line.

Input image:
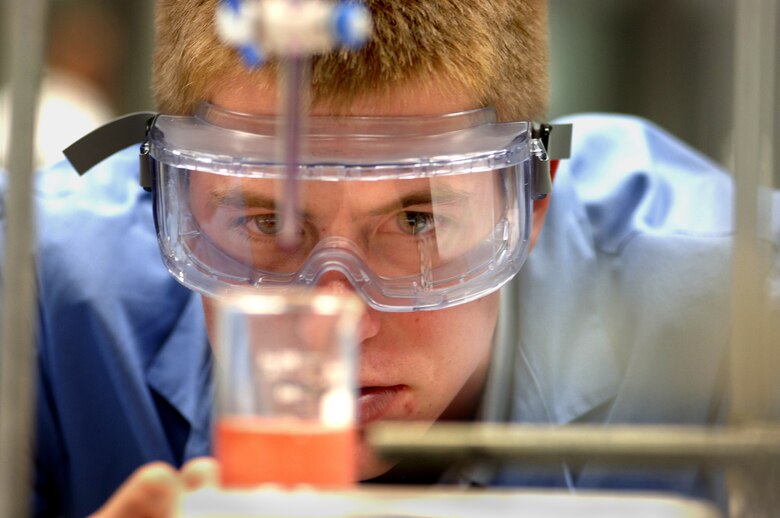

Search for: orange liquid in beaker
xmin=215 ymin=417 xmax=356 ymax=488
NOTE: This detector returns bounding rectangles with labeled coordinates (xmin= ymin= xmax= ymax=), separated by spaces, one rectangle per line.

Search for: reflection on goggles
xmin=190 ymin=171 xmax=505 ymax=274
xmin=186 ymin=227 xmax=511 ymax=293
xmin=157 ymin=164 xmax=531 ymax=311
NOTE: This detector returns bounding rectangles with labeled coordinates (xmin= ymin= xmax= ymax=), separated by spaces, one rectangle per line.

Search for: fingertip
xmin=136 ymin=462 xmax=179 ymax=488
xmin=181 ymin=457 xmax=221 ymax=490
xmin=133 ymin=462 xmax=182 ymax=503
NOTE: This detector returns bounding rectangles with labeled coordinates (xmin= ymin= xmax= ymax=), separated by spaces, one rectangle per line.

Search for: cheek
xmin=413 ymin=294 xmax=498 ymax=351
xmin=375 ymin=293 xmax=499 ymax=389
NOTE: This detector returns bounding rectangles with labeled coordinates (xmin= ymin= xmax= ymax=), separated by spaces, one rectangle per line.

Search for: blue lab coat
xmin=20 ymin=114 xmax=750 ymax=516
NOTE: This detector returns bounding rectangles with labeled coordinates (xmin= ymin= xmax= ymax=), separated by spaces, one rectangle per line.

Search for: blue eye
xmin=397 ymin=211 xmax=435 ymax=235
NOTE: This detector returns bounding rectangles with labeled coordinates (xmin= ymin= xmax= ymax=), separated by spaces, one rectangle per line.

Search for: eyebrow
xmin=367 ymin=186 xmax=471 ymax=217
xmin=208 ymin=185 xmax=471 ymax=217
xmin=209 ymin=189 xmax=277 ymax=211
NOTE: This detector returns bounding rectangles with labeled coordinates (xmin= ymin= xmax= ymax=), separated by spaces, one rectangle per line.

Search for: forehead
xmin=209 ymin=73 xmax=481 ymax=118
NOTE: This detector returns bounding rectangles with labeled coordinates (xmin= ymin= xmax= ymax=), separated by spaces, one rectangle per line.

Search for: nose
xmin=314 ymin=270 xmax=356 ymax=295
xmin=315 ymin=271 xmax=380 ymax=342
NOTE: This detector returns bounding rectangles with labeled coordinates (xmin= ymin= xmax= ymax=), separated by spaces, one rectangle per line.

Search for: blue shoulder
xmin=552 ymin=113 xmax=733 ymax=254
xmin=34 ymin=147 xmax=196 ymax=365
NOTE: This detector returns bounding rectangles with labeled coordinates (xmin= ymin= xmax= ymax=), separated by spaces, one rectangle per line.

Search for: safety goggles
xmin=66 ymin=102 xmax=570 ymax=312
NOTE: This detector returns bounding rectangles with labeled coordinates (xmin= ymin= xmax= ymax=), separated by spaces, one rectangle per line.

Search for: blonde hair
xmin=153 ymin=0 xmax=548 ymax=121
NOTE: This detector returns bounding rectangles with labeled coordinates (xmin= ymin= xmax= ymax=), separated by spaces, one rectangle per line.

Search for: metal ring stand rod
xmin=0 ymin=0 xmax=48 ymax=516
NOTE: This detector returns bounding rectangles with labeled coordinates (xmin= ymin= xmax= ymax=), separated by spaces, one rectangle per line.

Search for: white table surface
xmin=179 ymin=486 xmax=722 ymax=518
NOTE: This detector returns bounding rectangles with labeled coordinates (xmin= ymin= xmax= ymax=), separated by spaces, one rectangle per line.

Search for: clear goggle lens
xmin=148 ymin=104 xmax=541 ymax=311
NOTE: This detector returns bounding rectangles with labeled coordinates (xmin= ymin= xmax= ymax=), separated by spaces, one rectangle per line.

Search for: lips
xmin=358 ymin=385 xmax=405 ymax=425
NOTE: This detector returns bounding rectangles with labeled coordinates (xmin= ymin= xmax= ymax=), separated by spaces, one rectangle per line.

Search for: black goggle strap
xmin=63 ymin=112 xmax=157 ymax=179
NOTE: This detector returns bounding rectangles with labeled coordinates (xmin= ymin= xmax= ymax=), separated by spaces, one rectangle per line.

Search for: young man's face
xmin=199 ymin=74 xmax=503 ymax=480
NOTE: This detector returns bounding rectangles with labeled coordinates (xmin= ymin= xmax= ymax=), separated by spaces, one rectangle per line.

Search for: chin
xmin=355 ymin=435 xmax=395 ymax=481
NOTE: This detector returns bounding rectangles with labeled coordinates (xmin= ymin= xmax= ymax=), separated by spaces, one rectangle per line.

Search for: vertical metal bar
xmin=279 ymin=56 xmax=307 ymax=250
xmin=728 ymin=0 xmax=777 ymax=428
xmin=120 ymin=0 xmax=155 ymax=112
xmin=727 ymin=0 xmax=778 ymax=515
xmin=0 ymin=0 xmax=48 ymax=516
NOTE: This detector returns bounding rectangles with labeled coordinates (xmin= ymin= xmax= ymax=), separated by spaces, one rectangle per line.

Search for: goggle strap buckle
xmin=531 ymin=123 xmax=573 ymax=199
xmin=139 ymin=141 xmax=152 ymax=192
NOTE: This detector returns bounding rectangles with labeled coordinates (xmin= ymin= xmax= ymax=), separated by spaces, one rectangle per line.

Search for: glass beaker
xmin=212 ymin=290 xmax=364 ymax=488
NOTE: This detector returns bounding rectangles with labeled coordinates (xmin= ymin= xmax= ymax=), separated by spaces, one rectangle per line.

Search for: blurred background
xmin=0 ymin=0 xmax=153 ymax=170
xmin=549 ymin=0 xmax=737 ymax=167
xmin=0 ymin=0 xmax=776 ymax=171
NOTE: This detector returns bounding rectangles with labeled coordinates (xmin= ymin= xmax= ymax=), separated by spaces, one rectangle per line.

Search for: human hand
xmin=88 ymin=457 xmax=219 ymax=518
